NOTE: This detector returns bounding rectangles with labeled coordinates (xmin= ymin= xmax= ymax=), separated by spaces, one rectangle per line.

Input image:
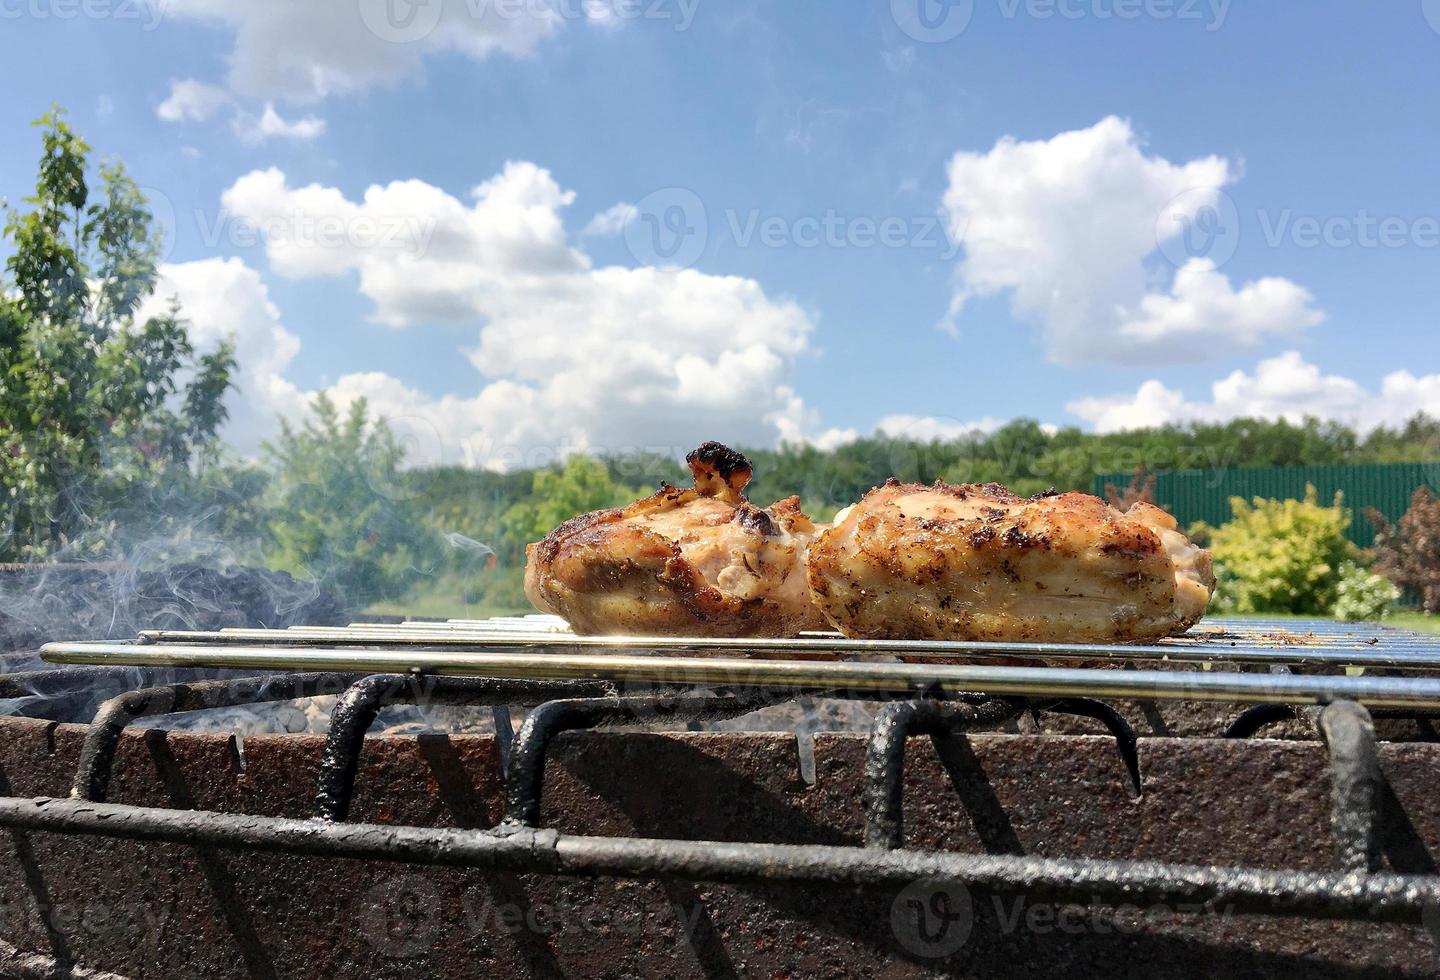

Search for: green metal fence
xmin=1092 ymin=462 xmax=1440 ymax=548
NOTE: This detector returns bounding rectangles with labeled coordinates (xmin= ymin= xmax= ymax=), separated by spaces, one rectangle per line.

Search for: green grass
xmin=1388 ymin=611 xmax=1440 ymax=633
xmin=1224 ymin=610 xmax=1440 ymax=634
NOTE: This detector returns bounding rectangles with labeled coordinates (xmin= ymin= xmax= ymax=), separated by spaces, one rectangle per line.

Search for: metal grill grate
xmin=36 ymin=616 xmax=1440 ymax=709
xmin=4 ymin=615 xmax=1440 ymax=949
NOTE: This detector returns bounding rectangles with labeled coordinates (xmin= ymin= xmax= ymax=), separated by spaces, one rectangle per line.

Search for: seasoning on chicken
xmin=524 ymin=442 xmax=825 ymax=636
xmin=806 ymin=480 xmax=1214 ymax=644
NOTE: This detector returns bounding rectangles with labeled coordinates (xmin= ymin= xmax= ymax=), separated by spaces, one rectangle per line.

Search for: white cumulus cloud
xmin=159 ymin=80 xmax=326 ymax=145
xmin=202 ymin=162 xmax=831 ymax=467
xmin=581 ymin=202 xmax=637 ymax=237
xmin=1068 ymin=351 xmax=1440 ymax=433
xmin=942 ymin=116 xmax=1323 ymax=365
xmin=233 ymin=104 xmax=328 ymax=144
xmin=874 ymin=414 xmax=1007 ymax=442
xmin=157 ymin=79 xmax=231 ymax=122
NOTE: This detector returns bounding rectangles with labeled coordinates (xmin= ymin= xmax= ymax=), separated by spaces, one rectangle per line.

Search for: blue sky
xmin=3 ymin=0 xmax=1439 ymax=467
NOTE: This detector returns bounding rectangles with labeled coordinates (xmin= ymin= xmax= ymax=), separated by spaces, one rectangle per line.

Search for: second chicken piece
xmin=806 ymin=480 xmax=1214 ymax=644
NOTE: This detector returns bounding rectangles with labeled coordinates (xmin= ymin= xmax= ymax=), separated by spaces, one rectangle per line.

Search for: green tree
xmin=0 ymin=108 xmax=235 ymax=560
xmin=263 ymin=394 xmax=437 ymax=606
xmin=500 ymin=456 xmax=637 ymax=560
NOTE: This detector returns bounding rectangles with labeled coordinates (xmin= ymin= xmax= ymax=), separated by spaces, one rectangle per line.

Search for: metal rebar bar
xmin=1318 ymin=700 xmax=1384 ymax=874
xmin=503 ymin=692 xmax=791 ymax=828
xmin=72 ymin=673 xmax=358 ymax=803
xmin=863 ymin=698 xmax=1025 ymax=849
xmin=1 ymin=796 xmax=1439 ymax=923
xmin=314 ymin=674 xmax=615 ymax=823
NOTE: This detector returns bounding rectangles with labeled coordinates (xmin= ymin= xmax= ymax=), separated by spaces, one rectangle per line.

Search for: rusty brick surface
xmin=0 ymin=715 xmax=1438 ymax=978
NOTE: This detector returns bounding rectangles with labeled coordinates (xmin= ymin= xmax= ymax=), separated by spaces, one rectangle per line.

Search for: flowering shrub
xmin=1331 ymin=561 xmax=1401 ymax=622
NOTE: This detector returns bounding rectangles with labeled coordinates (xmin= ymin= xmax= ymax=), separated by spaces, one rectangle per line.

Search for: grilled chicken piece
xmin=807 ymin=480 xmax=1214 ymax=644
xmin=524 ymin=442 xmax=825 ymax=636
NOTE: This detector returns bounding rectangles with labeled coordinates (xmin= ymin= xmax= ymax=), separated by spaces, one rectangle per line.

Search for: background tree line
xmin=4 ymin=110 xmax=1438 ymax=620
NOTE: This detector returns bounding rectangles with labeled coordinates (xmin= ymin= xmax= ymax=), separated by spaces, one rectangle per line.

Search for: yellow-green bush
xmin=1206 ymin=486 xmax=1356 ymax=614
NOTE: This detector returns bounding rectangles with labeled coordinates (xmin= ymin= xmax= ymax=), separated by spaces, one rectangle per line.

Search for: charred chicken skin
xmin=524 ymin=442 xmax=825 ymax=636
xmin=807 ymin=480 xmax=1214 ymax=644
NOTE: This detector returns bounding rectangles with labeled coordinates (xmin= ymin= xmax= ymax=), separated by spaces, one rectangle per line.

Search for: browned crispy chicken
xmin=806 ymin=480 xmax=1214 ymax=644
xmin=524 ymin=442 xmax=825 ymax=636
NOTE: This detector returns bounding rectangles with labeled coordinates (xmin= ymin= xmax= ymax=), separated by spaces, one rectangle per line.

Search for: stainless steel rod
xmin=39 ymin=641 xmax=1440 ymax=708
xmin=128 ymin=626 xmax=1440 ymax=671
